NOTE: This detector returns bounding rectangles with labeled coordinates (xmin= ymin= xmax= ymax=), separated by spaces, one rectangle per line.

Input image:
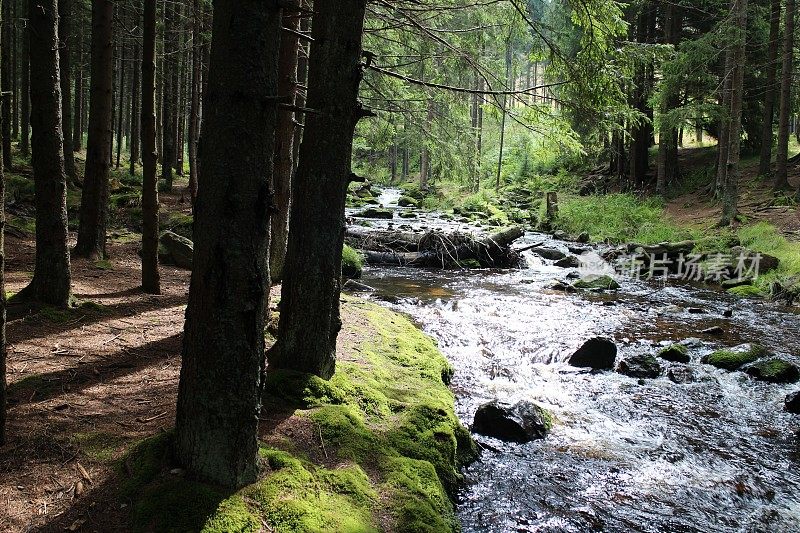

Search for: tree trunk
xmin=716 ymin=47 xmax=734 ymax=199
xmin=141 ymin=0 xmax=159 ymax=294
xmin=187 ymin=0 xmax=202 ymax=203
xmin=175 ymin=0 xmax=279 ymax=488
xmin=420 ymin=96 xmax=432 ymax=190
xmin=0 ymin=4 xmax=6 ymax=445
xmin=59 ymin=0 xmax=76 ymax=179
xmin=758 ymin=0 xmax=781 ymax=178
xmin=269 ymin=0 xmax=368 ymax=380
xmin=115 ymin=30 xmax=125 ymax=169
xmin=269 ymin=0 xmax=300 ymax=283
xmin=774 ymin=0 xmax=795 ymax=190
xmin=19 ymin=4 xmax=29 ymax=157
xmin=291 ymin=5 xmax=308 ymax=177
xmin=160 ymin=0 xmax=176 ymax=191
xmin=72 ymin=21 xmax=82 ymax=152
xmin=721 ymin=0 xmax=748 ymax=225
xmin=129 ymin=6 xmax=141 ymax=175
xmin=19 ymin=0 xmax=71 ymax=307
xmin=1 ymin=0 xmax=12 ymax=169
xmin=75 ymin=0 xmax=113 ymax=260
xmin=496 ymin=38 xmax=511 ymax=191
xmin=656 ymin=4 xmax=681 ymax=195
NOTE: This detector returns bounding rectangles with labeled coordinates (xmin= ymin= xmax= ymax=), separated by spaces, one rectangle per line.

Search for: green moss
xmin=94 ymin=259 xmax=114 ymax=271
xmin=398 ymin=195 xmax=420 ymax=208
xmin=124 ymin=297 xmax=473 ymax=532
xmin=163 ymin=212 xmax=195 ymax=239
xmin=341 ymin=244 xmax=364 ymax=279
xmin=72 ymin=431 xmax=130 ymax=463
xmin=702 ymin=344 xmax=771 ymax=371
xmin=727 ymin=284 xmax=766 ymax=298
xmin=658 ymin=344 xmax=690 ymax=363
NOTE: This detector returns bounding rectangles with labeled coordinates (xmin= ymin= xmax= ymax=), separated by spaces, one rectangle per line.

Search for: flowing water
xmin=348 ymin=189 xmax=800 ymax=532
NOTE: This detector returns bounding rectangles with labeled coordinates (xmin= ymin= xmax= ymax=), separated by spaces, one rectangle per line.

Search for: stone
xmin=398 ymin=196 xmax=419 ymax=208
xmin=702 ymin=343 xmax=774 ymax=371
xmin=530 ymin=247 xmax=567 ymax=261
xmin=355 ymin=208 xmax=393 ymax=219
xmin=158 ymin=231 xmax=193 ymax=270
xmin=554 ymin=255 xmax=580 ymax=268
xmin=472 ymin=400 xmax=552 ymax=443
xmin=616 ymin=353 xmax=662 ymax=379
xmin=572 ymin=274 xmax=620 ymax=291
xmin=785 ymin=392 xmax=800 ymax=414
xmin=568 ymin=338 xmax=617 ymax=370
xmin=658 ymin=344 xmax=691 ymax=363
xmin=745 ymin=358 xmax=800 ymax=384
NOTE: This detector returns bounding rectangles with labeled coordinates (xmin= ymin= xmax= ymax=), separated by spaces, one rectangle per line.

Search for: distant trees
xmin=269 ymin=0 xmax=369 ymax=379
xmin=175 ymin=0 xmax=280 ymax=487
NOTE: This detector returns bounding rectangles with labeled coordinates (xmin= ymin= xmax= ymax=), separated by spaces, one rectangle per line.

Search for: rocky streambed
xmin=347 ymin=187 xmax=800 ymax=532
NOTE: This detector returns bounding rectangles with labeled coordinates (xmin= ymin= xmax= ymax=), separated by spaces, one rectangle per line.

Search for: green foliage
xmin=341 ymin=245 xmax=364 ymax=279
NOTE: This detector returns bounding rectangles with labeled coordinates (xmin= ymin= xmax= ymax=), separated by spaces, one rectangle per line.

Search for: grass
xmin=120 ymin=296 xmax=475 ymax=532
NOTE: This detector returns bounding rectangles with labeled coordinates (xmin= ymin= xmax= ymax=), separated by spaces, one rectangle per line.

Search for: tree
xmin=17 ymin=0 xmax=71 ymax=307
xmin=720 ymin=0 xmax=748 ymax=226
xmin=1 ymin=0 xmax=11 ymax=169
xmin=141 ymin=0 xmax=159 ymax=294
xmin=774 ymin=0 xmax=795 ymax=191
xmin=175 ymin=0 xmax=280 ymax=487
xmin=269 ymin=0 xmax=300 ymax=282
xmin=656 ymin=3 xmax=681 ymax=195
xmin=269 ymin=0 xmax=369 ymax=379
xmin=0 ymin=0 xmax=6 ymax=446
xmin=186 ymin=0 xmax=203 ymax=204
xmin=19 ymin=4 xmax=29 ymax=156
xmin=160 ymin=0 xmax=177 ymax=192
xmin=757 ymin=0 xmax=781 ymax=178
xmin=58 ymin=0 xmax=76 ymax=180
xmin=130 ymin=1 xmax=141 ymax=176
xmin=75 ymin=0 xmax=114 ymax=260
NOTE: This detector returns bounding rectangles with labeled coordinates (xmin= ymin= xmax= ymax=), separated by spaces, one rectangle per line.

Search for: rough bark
xmin=19 ymin=5 xmax=29 ymax=156
xmin=0 ymin=5 xmax=6 ymax=446
xmin=115 ymin=31 xmax=125 ymax=169
xmin=141 ymin=0 xmax=159 ymax=294
xmin=58 ymin=0 xmax=75 ymax=179
xmin=187 ymin=0 xmax=201 ymax=203
xmin=721 ymin=0 xmax=748 ymax=225
xmin=774 ymin=0 xmax=795 ymax=190
xmin=72 ymin=21 xmax=82 ymax=152
xmin=269 ymin=0 xmax=368 ymax=380
xmin=656 ymin=4 xmax=681 ymax=195
xmin=1 ymin=0 xmax=11 ymax=169
xmin=716 ymin=45 xmax=734 ymax=198
xmin=160 ymin=0 xmax=176 ymax=191
xmin=269 ymin=0 xmax=300 ymax=283
xmin=758 ymin=0 xmax=781 ymax=178
xmin=129 ymin=6 xmax=141 ymax=175
xmin=175 ymin=0 xmax=279 ymax=488
xmin=19 ymin=0 xmax=71 ymax=307
xmin=75 ymin=0 xmax=113 ymax=260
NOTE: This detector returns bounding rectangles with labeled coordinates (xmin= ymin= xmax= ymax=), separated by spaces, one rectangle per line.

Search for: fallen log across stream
xmin=351 ymin=226 xmax=525 ymax=268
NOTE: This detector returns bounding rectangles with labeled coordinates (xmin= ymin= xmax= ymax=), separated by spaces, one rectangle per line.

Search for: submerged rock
xmin=158 ymin=231 xmax=193 ymax=269
xmin=398 ymin=196 xmax=419 ymax=208
xmin=617 ymin=353 xmax=662 ymax=379
xmin=573 ymin=274 xmax=620 ymax=291
xmin=355 ymin=207 xmax=393 ymax=219
xmin=472 ymin=400 xmax=552 ymax=443
xmin=702 ymin=343 xmax=773 ymax=371
xmin=745 ymin=358 xmax=800 ymax=384
xmin=568 ymin=338 xmax=617 ymax=370
xmin=785 ymin=392 xmax=800 ymax=413
xmin=530 ymin=247 xmax=567 ymax=261
xmin=554 ymin=255 xmax=580 ymax=268
xmin=667 ymin=366 xmax=697 ymax=384
xmin=658 ymin=344 xmax=691 ymax=363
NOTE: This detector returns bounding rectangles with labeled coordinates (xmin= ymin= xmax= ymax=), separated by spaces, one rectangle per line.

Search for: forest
xmin=2 ymin=0 xmax=800 ymax=531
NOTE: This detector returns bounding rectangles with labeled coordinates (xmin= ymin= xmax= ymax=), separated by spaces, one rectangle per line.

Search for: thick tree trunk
xmin=721 ymin=0 xmax=748 ymax=225
xmin=290 ymin=6 xmax=308 ymax=179
xmin=75 ymin=0 xmax=113 ymax=260
xmin=19 ymin=7 xmax=29 ymax=156
xmin=19 ymin=0 xmax=71 ymax=307
xmin=269 ymin=0 xmax=368 ymax=380
xmin=59 ymin=0 xmax=76 ymax=179
xmin=774 ymin=0 xmax=795 ymax=191
xmin=175 ymin=0 xmax=279 ymax=488
xmin=187 ymin=0 xmax=201 ymax=203
xmin=758 ymin=0 xmax=781 ymax=178
xmin=141 ymin=0 xmax=159 ymax=294
xmin=0 ymin=5 xmax=6 ymax=446
xmin=269 ymin=0 xmax=300 ymax=283
xmin=160 ymin=0 xmax=176 ymax=192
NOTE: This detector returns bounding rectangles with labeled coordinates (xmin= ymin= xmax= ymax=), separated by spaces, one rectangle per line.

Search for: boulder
xmin=472 ymin=400 xmax=552 ymax=443
xmin=572 ymin=274 xmax=620 ymax=291
xmin=355 ymin=208 xmax=393 ymax=219
xmin=702 ymin=343 xmax=773 ymax=371
xmin=785 ymin=392 xmax=800 ymax=414
xmin=617 ymin=353 xmax=662 ymax=379
xmin=159 ymin=231 xmax=193 ymax=269
xmin=576 ymin=232 xmax=591 ymax=244
xmin=568 ymin=338 xmax=617 ymax=370
xmin=530 ymin=247 xmax=567 ymax=261
xmin=667 ymin=366 xmax=697 ymax=384
xmin=745 ymin=358 xmax=800 ymax=384
xmin=554 ymin=255 xmax=580 ymax=268
xmin=658 ymin=344 xmax=691 ymax=363
xmin=398 ymin=196 xmax=419 ymax=208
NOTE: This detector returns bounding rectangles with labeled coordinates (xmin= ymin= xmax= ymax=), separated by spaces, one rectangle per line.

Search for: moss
xmin=658 ymin=343 xmax=690 ymax=363
xmin=398 ymin=195 xmax=419 ymax=208
xmin=702 ymin=344 xmax=771 ymax=371
xmin=341 ymin=244 xmax=364 ymax=279
xmin=727 ymin=284 xmax=767 ymax=298
xmin=94 ymin=259 xmax=114 ymax=271
xmin=746 ymin=357 xmax=800 ymax=383
xmin=71 ymin=431 xmax=130 ymax=463
xmin=163 ymin=211 xmax=195 ymax=239
xmin=124 ymin=298 xmax=473 ymax=532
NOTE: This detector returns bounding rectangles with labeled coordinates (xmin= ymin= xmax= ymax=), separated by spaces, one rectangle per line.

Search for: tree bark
xmin=0 ymin=2 xmax=6 ymax=446
xmin=19 ymin=3 xmax=29 ymax=156
xmin=1 ymin=0 xmax=12 ymax=169
xmin=656 ymin=4 xmax=681 ymax=195
xmin=141 ymin=0 xmax=159 ymax=294
xmin=72 ymin=19 xmax=82 ymax=152
xmin=160 ymin=0 xmax=177 ymax=191
xmin=187 ymin=0 xmax=202 ymax=203
xmin=269 ymin=0 xmax=368 ymax=380
xmin=721 ymin=0 xmax=748 ymax=225
xmin=115 ymin=28 xmax=125 ymax=169
xmin=75 ymin=0 xmax=113 ymax=260
xmin=175 ymin=0 xmax=279 ymax=488
xmin=19 ymin=0 xmax=71 ymax=307
xmin=129 ymin=4 xmax=141 ymax=175
xmin=268 ymin=1 xmax=300 ymax=283
xmin=774 ymin=0 xmax=795 ymax=190
xmin=58 ymin=0 xmax=76 ymax=179
xmin=758 ymin=0 xmax=781 ymax=178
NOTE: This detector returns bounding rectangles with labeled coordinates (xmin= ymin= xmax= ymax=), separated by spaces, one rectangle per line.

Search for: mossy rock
xmin=354 ymin=208 xmax=393 ymax=220
xmin=342 ymin=245 xmax=364 ymax=279
xmin=658 ymin=344 xmax=690 ymax=363
xmin=745 ymin=358 xmax=800 ymax=383
xmin=398 ymin=196 xmax=419 ymax=208
xmin=572 ymin=274 xmax=620 ymax=291
xmin=702 ymin=343 xmax=773 ymax=371
xmin=616 ymin=353 xmax=662 ymax=379
xmin=399 ymin=212 xmax=417 ymax=219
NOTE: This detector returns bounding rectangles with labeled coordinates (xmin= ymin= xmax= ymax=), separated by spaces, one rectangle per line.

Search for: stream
xmin=348 ymin=189 xmax=800 ymax=532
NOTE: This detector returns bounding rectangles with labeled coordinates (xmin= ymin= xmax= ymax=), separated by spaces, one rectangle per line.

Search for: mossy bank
xmin=120 ymin=295 xmax=476 ymax=532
